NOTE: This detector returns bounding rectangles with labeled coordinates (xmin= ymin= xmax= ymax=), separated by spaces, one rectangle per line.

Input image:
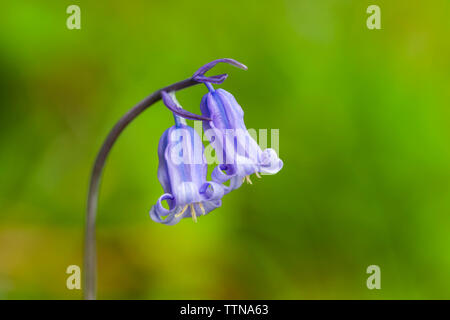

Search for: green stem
xmin=84 ymin=77 xmax=201 ymax=300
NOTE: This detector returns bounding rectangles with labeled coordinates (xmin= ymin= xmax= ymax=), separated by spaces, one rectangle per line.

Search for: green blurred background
xmin=0 ymin=0 xmax=449 ymax=299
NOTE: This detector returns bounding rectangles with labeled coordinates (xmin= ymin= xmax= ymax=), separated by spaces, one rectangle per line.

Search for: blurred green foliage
xmin=0 ymin=0 xmax=449 ymax=299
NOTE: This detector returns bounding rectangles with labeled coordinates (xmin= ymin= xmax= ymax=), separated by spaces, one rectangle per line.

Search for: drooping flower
xmin=149 ymin=92 xmax=224 ymax=225
xmin=193 ymin=59 xmax=283 ymax=193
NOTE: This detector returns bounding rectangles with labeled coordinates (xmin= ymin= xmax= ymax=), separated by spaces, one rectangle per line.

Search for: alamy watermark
xmin=166 ymin=120 xmax=280 ymax=167
xmin=66 ymin=5 xmax=81 ymax=30
xmin=366 ymin=5 xmax=381 ymax=30
xmin=66 ymin=265 xmax=81 ymax=290
xmin=366 ymin=265 xmax=381 ymax=290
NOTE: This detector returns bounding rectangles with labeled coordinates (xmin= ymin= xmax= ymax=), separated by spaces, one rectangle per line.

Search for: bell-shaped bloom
xmin=149 ymin=98 xmax=224 ymax=225
xmin=190 ymin=59 xmax=283 ymax=193
xmin=200 ymin=87 xmax=283 ymax=193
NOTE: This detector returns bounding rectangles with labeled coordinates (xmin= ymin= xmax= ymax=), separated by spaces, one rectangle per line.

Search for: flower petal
xmin=149 ymin=193 xmax=182 ymax=225
xmin=259 ymin=148 xmax=283 ymax=174
xmin=156 ymin=129 xmax=172 ymax=195
xmin=193 ymin=73 xmax=228 ymax=84
xmin=199 ymin=181 xmax=225 ymax=201
xmin=211 ymin=165 xmax=244 ymax=194
xmin=161 ymin=91 xmax=211 ymax=121
xmin=200 ymin=199 xmax=222 ymax=215
xmin=193 ymin=58 xmax=247 ymax=79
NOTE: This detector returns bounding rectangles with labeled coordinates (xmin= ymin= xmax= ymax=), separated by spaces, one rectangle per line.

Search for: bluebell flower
xmin=193 ymin=59 xmax=283 ymax=193
xmin=149 ymin=92 xmax=224 ymax=225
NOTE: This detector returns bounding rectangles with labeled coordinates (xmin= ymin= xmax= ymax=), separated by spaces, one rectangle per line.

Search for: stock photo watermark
xmin=66 ymin=5 xmax=81 ymax=30
xmin=366 ymin=265 xmax=381 ymax=290
xmin=66 ymin=265 xmax=81 ymax=290
xmin=366 ymin=5 xmax=381 ymax=30
xmin=165 ymin=120 xmax=280 ymax=169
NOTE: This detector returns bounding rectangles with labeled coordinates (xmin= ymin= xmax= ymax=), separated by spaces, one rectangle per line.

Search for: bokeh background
xmin=0 ymin=0 xmax=449 ymax=299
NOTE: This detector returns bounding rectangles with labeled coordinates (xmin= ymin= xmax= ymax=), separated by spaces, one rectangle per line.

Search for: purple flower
xmin=192 ymin=58 xmax=247 ymax=84
xmin=194 ymin=59 xmax=283 ymax=193
xmin=149 ymin=94 xmax=224 ymax=225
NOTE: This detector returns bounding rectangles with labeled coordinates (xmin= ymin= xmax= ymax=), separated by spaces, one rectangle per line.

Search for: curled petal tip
xmin=214 ymin=58 xmax=248 ymax=71
xmin=224 ymin=58 xmax=248 ymax=71
xmin=192 ymin=58 xmax=247 ymax=83
xmin=161 ymin=90 xmax=211 ymax=121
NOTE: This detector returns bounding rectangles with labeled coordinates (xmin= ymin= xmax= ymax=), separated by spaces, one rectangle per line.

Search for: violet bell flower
xmin=149 ymin=92 xmax=224 ymax=225
xmin=193 ymin=59 xmax=283 ymax=193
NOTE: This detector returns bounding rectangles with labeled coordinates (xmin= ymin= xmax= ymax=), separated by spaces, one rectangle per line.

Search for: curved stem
xmin=84 ymin=77 xmax=200 ymax=300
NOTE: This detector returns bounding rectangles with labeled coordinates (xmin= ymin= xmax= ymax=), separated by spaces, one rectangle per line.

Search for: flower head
xmin=193 ymin=59 xmax=283 ymax=193
xmin=149 ymin=93 xmax=224 ymax=225
xmin=150 ymin=59 xmax=283 ymax=224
